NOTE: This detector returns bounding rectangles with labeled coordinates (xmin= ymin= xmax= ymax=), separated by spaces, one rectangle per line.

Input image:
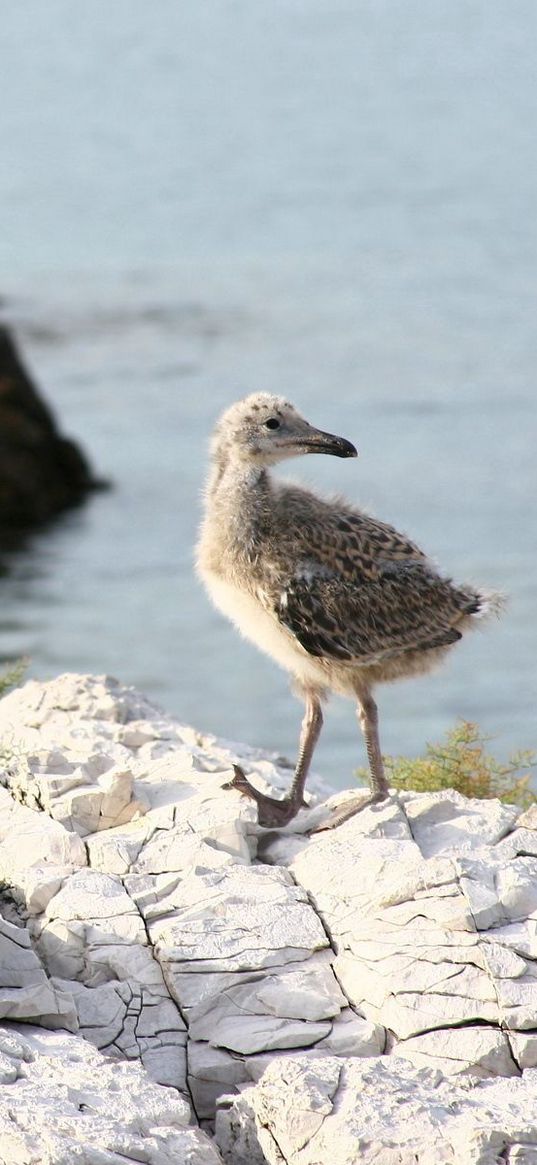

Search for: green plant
xmin=357 ymin=720 xmax=537 ymax=809
xmin=0 ymin=659 xmax=27 ymax=773
xmin=0 ymin=658 xmax=27 ymax=699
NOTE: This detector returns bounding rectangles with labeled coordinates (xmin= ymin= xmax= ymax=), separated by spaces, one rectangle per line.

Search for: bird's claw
xmin=222 ymin=764 xmax=251 ymax=794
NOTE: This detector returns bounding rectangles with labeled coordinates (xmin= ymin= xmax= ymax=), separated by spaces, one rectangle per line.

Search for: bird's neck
xmin=208 ymin=451 xmax=269 ymax=504
xmin=206 ymin=453 xmax=272 ymax=563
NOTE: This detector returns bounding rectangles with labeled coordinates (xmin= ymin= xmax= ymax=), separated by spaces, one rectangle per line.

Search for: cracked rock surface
xmin=0 ymin=673 xmax=536 ymax=1162
xmin=0 ymin=1023 xmax=221 ymax=1165
xmin=216 ymin=1053 xmax=537 ymax=1164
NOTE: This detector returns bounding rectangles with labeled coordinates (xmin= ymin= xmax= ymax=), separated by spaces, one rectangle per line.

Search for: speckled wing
xmin=272 ymin=489 xmax=431 ymax=583
xmin=275 ymin=562 xmax=480 ymax=664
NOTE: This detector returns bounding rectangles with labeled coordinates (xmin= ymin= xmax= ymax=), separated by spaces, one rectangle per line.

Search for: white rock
xmin=484 ymin=919 xmax=537 ymax=959
xmin=192 ymin=1011 xmax=331 ymax=1056
xmin=42 ymin=866 xmax=145 ymax=929
xmin=457 ymin=866 xmax=502 ymax=931
xmin=216 ymin=1054 xmax=537 ymax=1165
xmin=401 ymin=790 xmax=519 ymax=858
xmin=496 ymin=857 xmax=537 ymax=922
xmin=20 ymin=864 xmax=73 ymax=915
xmin=481 ymin=940 xmax=528 ymax=979
xmin=291 ymin=832 xmax=424 ymax=938
xmin=494 ymin=962 xmax=537 ymax=1030
xmin=381 ymin=984 xmax=498 ymax=1041
xmin=514 ymin=804 xmax=537 ymax=831
xmin=314 ymin=1007 xmax=385 ymax=1057
xmin=96 ymin=765 xmax=147 ymax=830
xmin=0 ymin=786 xmax=86 ymax=910
xmin=0 ymin=914 xmax=77 ymax=1029
xmin=52 ymin=783 xmax=105 ymax=834
xmin=132 ymin=819 xmax=251 ymax=877
xmin=53 ymin=976 xmax=188 ymax=1090
xmin=257 ymin=829 xmax=311 ymax=867
xmin=145 ymin=863 xmax=329 ymax=975
xmin=130 ymin=749 xmax=213 ymax=809
xmin=509 ymin=1032 xmax=537 ymax=1070
xmin=290 ymin=791 xmax=537 ymax=1068
xmin=188 ymin=952 xmax=346 ymax=1039
xmin=34 ymin=866 xmax=191 ymax=1087
xmin=188 ymin=1041 xmax=251 ymax=1121
xmin=5 ymin=746 xmax=148 ymax=838
xmin=392 ymin=1025 xmax=519 ymax=1078
xmin=0 ymin=1022 xmax=224 ymax=1165
xmin=36 ymin=869 xmax=148 ymax=985
xmin=217 ymin=1055 xmax=343 ymax=1164
xmin=215 ymin=1090 xmax=267 ymax=1165
xmin=494 ymin=827 xmax=537 ymax=862
xmin=2 ymin=672 xmax=537 ymax=1148
xmin=85 ymin=817 xmax=149 ymax=873
xmin=0 ymin=673 xmax=161 ymax=731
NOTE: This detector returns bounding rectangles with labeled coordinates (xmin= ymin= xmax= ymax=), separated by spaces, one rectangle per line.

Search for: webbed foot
xmin=223 ymin=764 xmax=307 ymax=827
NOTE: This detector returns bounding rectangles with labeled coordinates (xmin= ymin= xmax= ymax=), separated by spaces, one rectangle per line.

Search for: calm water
xmin=1 ymin=2 xmax=536 ymax=788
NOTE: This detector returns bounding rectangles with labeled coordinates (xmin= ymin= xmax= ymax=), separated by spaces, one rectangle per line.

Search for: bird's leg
xmin=357 ymin=690 xmax=389 ymax=802
xmin=289 ymin=692 xmax=324 ymax=806
xmin=224 ymin=692 xmax=323 ymax=827
xmin=311 ymin=689 xmax=390 ymax=833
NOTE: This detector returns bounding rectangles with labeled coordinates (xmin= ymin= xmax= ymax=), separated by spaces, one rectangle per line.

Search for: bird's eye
xmin=264 ymin=418 xmax=280 ymax=430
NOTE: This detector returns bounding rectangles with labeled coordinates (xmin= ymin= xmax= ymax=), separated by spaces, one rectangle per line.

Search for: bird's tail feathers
xmin=471 ymin=588 xmax=506 ymax=621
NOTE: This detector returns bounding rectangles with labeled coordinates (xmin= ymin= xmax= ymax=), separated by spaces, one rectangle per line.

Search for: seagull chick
xmin=196 ymin=393 xmax=502 ymax=828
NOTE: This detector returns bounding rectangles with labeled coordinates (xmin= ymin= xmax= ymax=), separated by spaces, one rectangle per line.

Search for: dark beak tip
xmin=302 ymin=432 xmax=358 ymax=458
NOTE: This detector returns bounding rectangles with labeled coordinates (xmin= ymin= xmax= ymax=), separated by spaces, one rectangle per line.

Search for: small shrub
xmin=0 ymin=659 xmax=27 ymax=773
xmin=0 ymin=658 xmax=26 ymax=699
xmin=357 ymin=721 xmax=537 ymax=809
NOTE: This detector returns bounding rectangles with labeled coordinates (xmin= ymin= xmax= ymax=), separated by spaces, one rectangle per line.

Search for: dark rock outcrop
xmin=0 ymin=326 xmax=105 ymax=532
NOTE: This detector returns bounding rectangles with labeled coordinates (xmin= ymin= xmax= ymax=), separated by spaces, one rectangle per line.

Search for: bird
xmin=196 ymin=393 xmax=502 ymax=829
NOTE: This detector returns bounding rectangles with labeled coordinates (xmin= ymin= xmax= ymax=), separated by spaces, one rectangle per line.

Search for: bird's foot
xmin=223 ymin=764 xmax=306 ymax=827
xmin=310 ymin=789 xmax=391 ymax=833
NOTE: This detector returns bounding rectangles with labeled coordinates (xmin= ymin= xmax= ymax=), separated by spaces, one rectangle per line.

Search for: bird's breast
xmin=201 ymin=570 xmax=328 ymax=687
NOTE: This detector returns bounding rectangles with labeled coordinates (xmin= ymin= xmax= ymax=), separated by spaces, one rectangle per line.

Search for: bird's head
xmin=212 ymin=393 xmax=357 ymax=468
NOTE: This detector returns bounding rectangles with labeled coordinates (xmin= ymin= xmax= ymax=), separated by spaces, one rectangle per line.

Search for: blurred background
xmin=0 ymin=0 xmax=535 ymax=788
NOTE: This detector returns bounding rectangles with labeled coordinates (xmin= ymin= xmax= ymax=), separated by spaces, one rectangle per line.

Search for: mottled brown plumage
xmin=197 ymin=393 xmax=501 ymax=828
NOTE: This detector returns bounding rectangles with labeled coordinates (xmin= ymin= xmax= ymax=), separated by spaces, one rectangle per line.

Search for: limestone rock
xmin=0 ymin=914 xmax=76 ymax=1030
xmin=2 ymin=672 xmax=537 ymax=1161
xmin=314 ymin=1006 xmax=385 ymax=1057
xmin=7 ymin=749 xmax=147 ymax=836
xmin=289 ymin=789 xmax=537 ymax=1077
xmin=53 ymin=976 xmax=187 ymax=1090
xmin=130 ymin=862 xmax=348 ymax=1062
xmin=509 ymin=1032 xmax=537 ymax=1070
xmin=187 ymin=952 xmax=345 ymax=1054
xmin=400 ymin=788 xmax=519 ymax=857
xmin=216 ymin=1054 xmax=537 ymax=1165
xmin=188 ymin=1041 xmax=252 ymax=1121
xmin=147 ymin=863 xmax=328 ymax=972
xmin=0 ymin=1022 xmax=222 ymax=1165
xmin=391 ymin=1025 xmax=519 ymax=1078
xmin=0 ymin=785 xmax=86 ymax=912
xmin=36 ymin=868 xmax=148 ymax=980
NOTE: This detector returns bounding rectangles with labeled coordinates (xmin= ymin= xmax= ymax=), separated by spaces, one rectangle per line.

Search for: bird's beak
xmin=297 ymin=428 xmax=358 ymax=459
